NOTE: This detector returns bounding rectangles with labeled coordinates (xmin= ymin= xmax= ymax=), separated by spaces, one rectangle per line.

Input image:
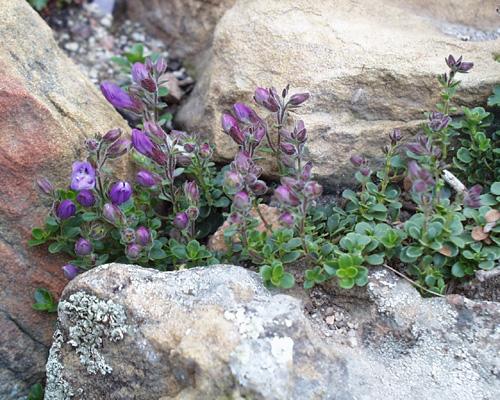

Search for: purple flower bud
xmin=228 ymin=212 xmax=242 ymax=225
xmin=224 ymin=171 xmax=244 ymax=194
xmin=464 ymin=185 xmax=482 ymax=208
xmin=288 ymin=92 xmax=310 ymax=106
xmin=103 ymin=203 xmax=125 ymax=225
xmin=186 ymin=206 xmax=199 ymax=221
xmin=102 ymin=128 xmax=122 ymax=143
xmin=292 ymin=120 xmax=307 ymax=142
xmin=389 ymin=128 xmax=402 ymax=144
xmin=132 ymin=129 xmax=154 ymax=156
xmin=106 ymin=139 xmax=131 ymax=158
xmin=85 ymin=138 xmax=99 ymax=152
xmin=445 ymin=55 xmax=473 ymax=73
xmin=221 ymin=113 xmax=245 ymax=145
xmin=155 ymin=57 xmax=168 ymax=75
xmin=136 ymin=226 xmax=151 ymax=246
xmin=132 ymin=62 xmax=156 ymax=92
xmin=233 ymin=191 xmax=251 ymax=210
xmin=184 ymin=181 xmax=200 ymax=203
xmin=76 ymin=189 xmax=96 ymax=207
xmin=100 ymin=81 xmax=142 ymax=112
xmin=199 ymin=143 xmax=212 ymax=158
xmin=71 ymin=161 xmax=96 ymax=191
xmin=280 ymin=142 xmax=296 ymax=155
xmin=144 ymin=121 xmax=166 ymax=140
xmin=250 ymin=180 xmax=268 ymax=196
xmin=360 ymin=167 xmax=371 ymax=177
xmin=109 ymin=181 xmax=132 ymax=205
xmin=301 ymin=161 xmax=313 ymax=181
xmin=136 ymin=170 xmax=157 ymax=187
xmin=406 ymin=143 xmax=426 ymax=155
xmin=176 ymin=154 xmax=193 ymax=167
xmin=36 ymin=177 xmax=54 ymax=195
xmin=254 ymin=87 xmax=279 ymax=112
xmin=173 ymin=212 xmax=189 ymax=230
xmin=56 ymin=200 xmax=76 ymax=220
xmin=234 ymin=151 xmax=251 ymax=171
xmin=74 ymin=237 xmax=92 ymax=256
xmin=279 ymin=212 xmax=295 ymax=226
xmin=233 ymin=103 xmax=259 ymax=124
xmin=457 ymin=61 xmax=473 ymax=73
xmin=151 ymin=147 xmax=167 ymax=166
xmin=428 ymin=112 xmax=451 ymax=132
xmin=126 ymin=243 xmax=142 ymax=260
xmin=349 ymin=155 xmax=365 ymax=167
xmin=62 ymin=264 xmax=79 ymax=280
xmin=253 ymin=124 xmax=267 ymax=143
xmin=274 ymin=185 xmax=300 ymax=206
xmin=304 ymin=181 xmax=323 ymax=199
xmin=184 ymin=143 xmax=195 ymax=153
xmin=413 ymin=180 xmax=428 ymax=193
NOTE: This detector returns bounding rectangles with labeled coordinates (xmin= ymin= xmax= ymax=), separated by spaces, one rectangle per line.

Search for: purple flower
xmin=56 ymin=200 xmax=76 ymax=220
xmin=131 ymin=62 xmax=156 ymax=92
xmin=100 ymin=81 xmax=142 ymax=112
xmin=144 ymin=121 xmax=166 ymax=140
xmin=221 ymin=113 xmax=244 ymax=145
xmin=62 ymin=264 xmax=79 ymax=280
xmin=288 ymin=92 xmax=310 ymax=106
xmin=70 ymin=161 xmax=96 ymax=191
xmin=301 ymin=161 xmax=313 ymax=181
xmin=155 ymin=57 xmax=167 ymax=75
xmin=106 ymin=139 xmax=131 ymax=158
xmin=131 ymin=129 xmax=154 ymax=156
xmin=136 ymin=170 xmax=157 ymax=187
xmin=136 ymin=226 xmax=151 ymax=246
xmin=349 ymin=155 xmax=365 ymax=167
xmin=103 ymin=203 xmax=125 ymax=225
xmin=254 ymin=87 xmax=279 ymax=112
xmin=109 ymin=181 xmax=132 ymax=205
xmin=408 ymin=161 xmax=434 ymax=193
xmin=233 ymin=103 xmax=259 ymax=124
xmin=233 ymin=191 xmax=251 ymax=210
xmin=292 ymin=120 xmax=307 ymax=142
xmin=389 ymin=128 xmax=402 ymax=144
xmin=304 ymin=181 xmax=323 ymax=199
xmin=76 ymin=189 xmax=95 ymax=207
xmin=75 ymin=238 xmax=92 ymax=256
xmin=250 ymin=180 xmax=268 ymax=196
xmin=279 ymin=212 xmax=295 ymax=226
xmin=428 ymin=112 xmax=451 ymax=132
xmin=464 ymin=185 xmax=482 ymax=208
xmin=126 ymin=243 xmax=142 ymax=260
xmin=102 ymin=128 xmax=122 ymax=143
xmin=280 ymin=142 xmax=296 ymax=155
xmin=274 ymin=185 xmax=300 ymax=206
xmin=184 ymin=181 xmax=200 ymax=203
xmin=173 ymin=212 xmax=189 ymax=230
xmin=36 ymin=177 xmax=54 ymax=195
xmin=445 ymin=55 xmax=473 ymax=73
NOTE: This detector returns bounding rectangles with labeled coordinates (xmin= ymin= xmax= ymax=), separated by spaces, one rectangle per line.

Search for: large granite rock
xmin=46 ymin=263 xmax=499 ymax=399
xmin=0 ymin=0 xmax=129 ymax=397
xmin=176 ymin=0 xmax=500 ymax=188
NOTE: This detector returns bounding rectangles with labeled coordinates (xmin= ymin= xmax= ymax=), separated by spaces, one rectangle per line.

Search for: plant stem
xmin=382 ymin=263 xmax=445 ymax=297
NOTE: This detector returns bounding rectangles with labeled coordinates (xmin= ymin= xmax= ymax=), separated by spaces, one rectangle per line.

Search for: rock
xmin=208 ymin=204 xmax=283 ymax=252
xmin=122 ymin=0 xmax=236 ymax=62
xmin=175 ymin=0 xmax=500 ymax=188
xmin=160 ymin=72 xmax=184 ymax=104
xmin=47 ymin=264 xmax=500 ymax=399
xmin=0 ymin=1 xmax=129 ymax=397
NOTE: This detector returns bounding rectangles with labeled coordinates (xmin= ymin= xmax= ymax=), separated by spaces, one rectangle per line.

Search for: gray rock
xmin=46 ymin=264 xmax=500 ymax=399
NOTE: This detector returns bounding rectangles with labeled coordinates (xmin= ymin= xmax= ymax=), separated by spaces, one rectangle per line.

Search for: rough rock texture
xmin=0 ymin=0 xmax=129 ymax=397
xmin=47 ymin=263 xmax=500 ymax=399
xmin=122 ymin=0 xmax=236 ymax=62
xmin=176 ymin=0 xmax=500 ymax=188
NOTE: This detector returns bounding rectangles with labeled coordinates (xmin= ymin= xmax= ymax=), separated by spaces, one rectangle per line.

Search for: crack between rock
xmin=0 ymin=308 xmax=50 ymax=350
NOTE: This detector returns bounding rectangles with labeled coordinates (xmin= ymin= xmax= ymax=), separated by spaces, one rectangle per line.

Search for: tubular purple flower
xmin=288 ymin=92 xmax=310 ymax=106
xmin=233 ymin=103 xmax=259 ymax=124
xmin=274 ymin=185 xmax=300 ymax=206
xmin=109 ymin=181 xmax=132 ymax=205
xmin=280 ymin=142 xmax=296 ymax=155
xmin=136 ymin=226 xmax=151 ymax=246
xmin=100 ymin=81 xmax=142 ymax=112
xmin=126 ymin=243 xmax=142 ymax=260
xmin=428 ymin=112 xmax=451 ymax=132
xmin=36 ymin=177 xmax=54 ymax=195
xmin=464 ymin=185 xmax=482 ymax=208
xmin=56 ymin=200 xmax=76 ymax=220
xmin=221 ymin=113 xmax=245 ymax=145
xmin=74 ymin=238 xmax=92 ymax=256
xmin=406 ymin=142 xmax=426 ymax=155
xmin=62 ymin=264 xmax=79 ymax=280
xmin=76 ymin=189 xmax=96 ymax=207
xmin=253 ymin=124 xmax=267 ymax=143
xmin=103 ymin=203 xmax=125 ymax=225
xmin=184 ymin=143 xmax=195 ymax=153
xmin=71 ymin=161 xmax=96 ymax=191
xmin=132 ymin=62 xmax=156 ymax=92
xmin=279 ymin=212 xmax=295 ymax=226
xmin=173 ymin=212 xmax=189 ymax=230
xmin=445 ymin=55 xmax=473 ymax=73
xmin=233 ymin=191 xmax=251 ymax=210
xmin=254 ymin=87 xmax=279 ymax=112
xmin=132 ymin=129 xmax=154 ymax=156
xmin=389 ymin=128 xmax=402 ymax=144
xmin=184 ymin=181 xmax=200 ymax=203
xmin=292 ymin=120 xmax=307 ymax=142
xmin=155 ymin=57 xmax=168 ymax=75
xmin=102 ymin=128 xmax=122 ymax=143
xmin=136 ymin=170 xmax=157 ymax=187
xmin=106 ymin=139 xmax=131 ymax=158
xmin=300 ymin=161 xmax=313 ymax=181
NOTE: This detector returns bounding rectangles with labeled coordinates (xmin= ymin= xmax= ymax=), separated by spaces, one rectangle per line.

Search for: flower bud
xmin=292 ymin=120 xmax=307 ymax=142
xmin=85 ymin=138 xmax=99 ymax=152
xmin=173 ymin=212 xmax=189 ymax=230
xmin=56 ymin=200 xmax=76 ymax=220
xmin=62 ymin=264 xmax=79 ymax=280
xmin=106 ymin=139 xmax=131 ymax=158
xmin=176 ymin=154 xmax=193 ymax=167
xmin=135 ymin=226 xmax=151 ymax=246
xmin=464 ymin=185 xmax=482 ymax=208
xmin=151 ymin=147 xmax=167 ymax=165
xmin=136 ymin=170 xmax=157 ymax=187
xmin=100 ymin=81 xmax=143 ymax=113
xmin=288 ymin=92 xmax=310 ymax=106
xmin=76 ymin=189 xmax=95 ymax=207
xmin=144 ymin=121 xmax=166 ymax=141
xmin=349 ymin=155 xmax=365 ymax=167
xmin=228 ymin=212 xmax=242 ymax=225
xmin=221 ymin=113 xmax=238 ymax=134
xmin=121 ymin=228 xmax=136 ymax=243
xmin=109 ymin=181 xmax=132 ymax=205
xmin=132 ymin=62 xmax=156 ymax=92
xmin=132 ymin=129 xmax=154 ymax=156
xmin=224 ymin=171 xmax=244 ymax=194
xmin=36 ymin=177 xmax=54 ymax=195
xmin=389 ymin=128 xmax=402 ymax=144
xmin=301 ymin=161 xmax=313 ymax=182
xmin=279 ymin=212 xmax=295 ymax=226
xmin=304 ymin=181 xmax=323 ymax=199
xmin=274 ymin=185 xmax=300 ymax=206
xmin=233 ymin=103 xmax=259 ymax=124
xmin=102 ymin=128 xmax=122 ymax=143
xmin=233 ymin=191 xmax=251 ymax=210
xmin=187 ymin=206 xmax=199 ymax=221
xmin=199 ymin=143 xmax=212 ymax=158
xmin=280 ymin=142 xmax=296 ymax=155
xmin=253 ymin=124 xmax=267 ymax=143
xmin=184 ymin=143 xmax=195 ymax=153
xmin=184 ymin=181 xmax=200 ymax=203
xmin=254 ymin=87 xmax=279 ymax=112
xmin=74 ymin=238 xmax=92 ymax=256
xmin=251 ymin=180 xmax=268 ymax=196
xmin=126 ymin=243 xmax=142 ymax=260
xmin=155 ymin=57 xmax=168 ymax=75
xmin=103 ymin=203 xmax=125 ymax=225
xmin=360 ymin=167 xmax=371 ymax=177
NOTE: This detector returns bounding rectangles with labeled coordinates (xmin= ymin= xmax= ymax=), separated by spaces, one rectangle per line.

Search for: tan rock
xmin=176 ymin=0 xmax=500 ymax=187
xmin=0 ymin=0 xmax=129 ymax=397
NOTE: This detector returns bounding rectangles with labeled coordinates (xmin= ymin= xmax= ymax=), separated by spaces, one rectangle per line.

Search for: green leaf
xmin=33 ymin=288 xmax=57 ymax=313
xmin=339 ymin=277 xmax=355 ymax=289
xmin=279 ymin=272 xmax=295 ymax=289
xmin=451 ymin=262 xmax=465 ymax=278
xmin=366 ymin=253 xmax=384 ymax=265
xmin=491 ymin=182 xmax=500 ymax=196
xmin=149 ymin=247 xmax=167 ymax=260
xmin=48 ymin=242 xmax=64 ymax=254
xmin=281 ymin=251 xmax=302 ymax=263
xmin=171 ymin=245 xmax=187 ymax=260
xmin=456 ymin=148 xmax=472 ymax=163
xmin=81 ymin=212 xmax=98 ymax=222
xmin=214 ymin=196 xmax=230 ymax=208
xmin=272 ymin=264 xmax=284 ymax=281
xmin=487 ymin=86 xmax=500 ymax=107
xmin=260 ymin=265 xmax=272 ymax=280
xmin=31 ymin=228 xmax=45 ymax=240
xmin=283 ymin=238 xmax=302 ymax=251
xmin=29 ymin=0 xmax=49 ymax=11
xmin=338 ymin=254 xmax=353 ymax=269
xmin=27 ymin=383 xmax=44 ymax=400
